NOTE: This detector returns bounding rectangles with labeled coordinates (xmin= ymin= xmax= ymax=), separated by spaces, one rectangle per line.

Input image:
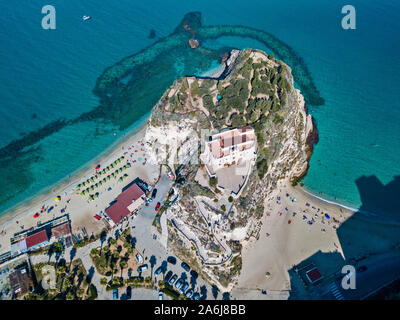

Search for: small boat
xmin=82 ymin=15 xmax=91 ymax=21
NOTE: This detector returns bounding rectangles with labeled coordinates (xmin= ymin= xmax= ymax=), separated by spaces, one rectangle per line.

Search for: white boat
xmin=82 ymin=15 xmax=91 ymax=21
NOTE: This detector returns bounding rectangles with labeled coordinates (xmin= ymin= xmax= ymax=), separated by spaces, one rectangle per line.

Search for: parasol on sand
xmin=54 ymin=196 xmax=61 ymax=202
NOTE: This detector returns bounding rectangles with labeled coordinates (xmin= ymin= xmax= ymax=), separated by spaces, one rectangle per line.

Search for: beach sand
xmin=230 ymin=179 xmax=354 ymax=299
xmin=231 ymin=178 xmax=400 ymax=299
xmin=0 ymin=124 xmax=160 ymax=254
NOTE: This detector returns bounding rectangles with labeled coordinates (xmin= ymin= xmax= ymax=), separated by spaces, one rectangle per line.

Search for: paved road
xmin=320 ymin=250 xmax=400 ymax=300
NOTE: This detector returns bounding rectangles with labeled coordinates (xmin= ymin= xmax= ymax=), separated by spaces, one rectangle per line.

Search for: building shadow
xmin=287 ymin=174 xmax=400 ymax=299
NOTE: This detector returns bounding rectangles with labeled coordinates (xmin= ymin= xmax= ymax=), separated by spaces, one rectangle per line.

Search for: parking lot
xmin=112 ymin=175 xmax=214 ymax=300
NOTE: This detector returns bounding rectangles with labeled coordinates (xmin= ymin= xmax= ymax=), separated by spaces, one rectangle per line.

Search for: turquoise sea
xmin=0 ymin=0 xmax=399 ymax=216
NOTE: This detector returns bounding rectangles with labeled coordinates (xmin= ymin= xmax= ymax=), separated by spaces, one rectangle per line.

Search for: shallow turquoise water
xmin=0 ymin=0 xmax=399 ymax=215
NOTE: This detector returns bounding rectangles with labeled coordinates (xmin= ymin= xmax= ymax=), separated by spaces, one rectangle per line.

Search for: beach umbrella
xmin=54 ymin=196 xmax=61 ymax=202
xmin=325 ymin=213 xmax=330 ymax=219
xmin=95 ymin=165 xmax=100 ymax=170
xmin=33 ymin=213 xmax=40 ymax=218
xmin=308 ymin=221 xmax=313 ymax=225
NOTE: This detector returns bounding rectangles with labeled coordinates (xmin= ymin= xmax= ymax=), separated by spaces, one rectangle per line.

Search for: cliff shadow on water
xmin=288 ymin=174 xmax=400 ymax=299
xmin=0 ymin=11 xmax=324 ymax=213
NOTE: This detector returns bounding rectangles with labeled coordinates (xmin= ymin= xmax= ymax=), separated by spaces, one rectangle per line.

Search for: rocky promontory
xmin=143 ymin=49 xmax=317 ymax=290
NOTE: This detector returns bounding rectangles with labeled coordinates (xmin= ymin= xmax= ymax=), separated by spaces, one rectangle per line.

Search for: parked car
xmin=192 ymin=292 xmax=200 ymax=300
xmin=113 ymin=289 xmax=118 ymax=300
xmin=158 ymin=291 xmax=163 ymax=300
xmin=126 ymin=286 xmax=132 ymax=299
xmin=185 ymin=288 xmax=194 ymax=299
xmin=179 ymin=282 xmax=189 ymax=294
xmin=151 ymin=188 xmax=158 ymax=199
xmin=155 ymin=202 xmax=161 ymax=211
xmin=190 ymin=270 xmax=198 ymax=279
xmin=135 ymin=253 xmax=143 ymax=264
xmin=175 ymin=278 xmax=184 ymax=290
xmin=137 ymin=264 xmax=148 ymax=273
xmin=154 ymin=266 xmax=163 ymax=277
xmin=181 ymin=262 xmax=190 ymax=272
xmin=168 ymin=274 xmax=178 ymax=286
xmin=167 ymin=256 xmax=177 ymax=265
xmin=165 ymin=270 xmax=173 ymax=282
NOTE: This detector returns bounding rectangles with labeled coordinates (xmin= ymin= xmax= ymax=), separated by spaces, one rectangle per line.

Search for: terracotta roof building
xmin=200 ymin=126 xmax=256 ymax=175
xmin=51 ymin=222 xmax=71 ymax=239
xmin=25 ymin=230 xmax=49 ymax=250
xmin=9 ymin=265 xmax=33 ymax=298
xmin=105 ymin=183 xmax=145 ymax=226
xmin=305 ymin=267 xmax=323 ymax=284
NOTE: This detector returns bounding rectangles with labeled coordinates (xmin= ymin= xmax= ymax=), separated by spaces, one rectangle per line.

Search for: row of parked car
xmin=162 ymin=257 xmax=200 ymax=300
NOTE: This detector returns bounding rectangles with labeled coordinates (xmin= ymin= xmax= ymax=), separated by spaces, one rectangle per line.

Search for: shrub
xmin=209 ymin=177 xmax=218 ymax=188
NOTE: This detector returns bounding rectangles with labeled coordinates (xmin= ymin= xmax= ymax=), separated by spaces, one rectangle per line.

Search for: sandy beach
xmin=0 ymin=121 xmax=161 ymax=255
xmin=230 ymin=177 xmax=400 ymax=299
xmin=230 ymin=178 xmax=354 ymax=299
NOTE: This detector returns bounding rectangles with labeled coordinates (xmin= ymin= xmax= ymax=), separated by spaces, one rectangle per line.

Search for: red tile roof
xmin=25 ymin=230 xmax=48 ymax=249
xmin=105 ymin=183 xmax=145 ymax=224
xmin=306 ymin=267 xmax=323 ymax=283
xmin=52 ymin=222 xmax=71 ymax=239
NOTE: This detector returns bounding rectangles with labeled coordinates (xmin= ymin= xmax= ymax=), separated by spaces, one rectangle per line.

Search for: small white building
xmin=200 ymin=126 xmax=256 ymax=176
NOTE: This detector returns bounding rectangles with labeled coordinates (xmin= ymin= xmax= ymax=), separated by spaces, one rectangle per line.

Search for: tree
xmin=63 ymin=278 xmax=72 ymax=289
xmin=228 ymin=196 xmax=233 ymax=203
xmin=76 ymin=288 xmax=84 ymax=299
xmin=57 ymin=265 xmax=65 ymax=275
xmin=100 ymin=278 xmax=107 ymax=286
xmin=66 ymin=292 xmax=75 ymax=300
xmin=209 ymin=177 xmax=218 ymax=188
xmin=90 ymin=248 xmax=98 ymax=257
xmin=221 ymin=205 xmax=226 ymax=212
xmin=110 ymin=239 xmax=117 ymax=245
xmin=120 ymin=260 xmax=127 ymax=270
